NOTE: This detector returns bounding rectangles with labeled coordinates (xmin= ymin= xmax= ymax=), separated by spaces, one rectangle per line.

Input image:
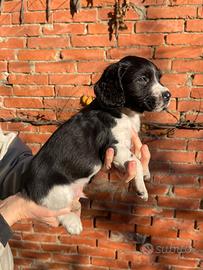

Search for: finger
xmin=140 ymin=144 xmax=151 ymax=172
xmin=103 ymin=147 xmax=114 ymax=171
xmin=124 ymin=161 xmax=136 ymax=183
xmin=33 ymin=204 xmax=71 ymax=218
xmin=40 ymin=217 xmax=59 ymax=227
xmin=131 ymin=129 xmax=142 ymax=156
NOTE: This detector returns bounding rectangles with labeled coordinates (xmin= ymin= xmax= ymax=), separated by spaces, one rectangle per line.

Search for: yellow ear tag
xmin=81 ymin=95 xmax=95 ymax=106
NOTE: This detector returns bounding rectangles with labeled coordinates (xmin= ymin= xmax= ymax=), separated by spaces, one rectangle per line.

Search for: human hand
xmin=103 ymin=129 xmax=150 ymax=183
xmin=0 ymin=194 xmax=70 ymax=227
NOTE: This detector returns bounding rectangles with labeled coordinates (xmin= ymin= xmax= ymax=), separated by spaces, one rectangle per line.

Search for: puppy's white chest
xmin=111 ymin=113 xmax=140 ymax=148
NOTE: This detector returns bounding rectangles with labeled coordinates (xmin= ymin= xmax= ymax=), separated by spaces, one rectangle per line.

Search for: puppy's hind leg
xmin=40 ymin=185 xmax=83 ymax=235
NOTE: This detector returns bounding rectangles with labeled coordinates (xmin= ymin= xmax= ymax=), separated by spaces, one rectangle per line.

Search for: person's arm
xmin=0 ymin=214 xmax=12 ymax=249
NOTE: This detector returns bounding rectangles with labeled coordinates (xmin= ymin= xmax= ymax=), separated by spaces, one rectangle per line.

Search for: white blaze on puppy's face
xmin=151 ymin=67 xmax=171 ymax=112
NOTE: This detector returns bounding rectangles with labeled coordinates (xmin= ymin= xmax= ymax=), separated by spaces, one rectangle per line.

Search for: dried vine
xmin=108 ymin=0 xmax=144 ymax=41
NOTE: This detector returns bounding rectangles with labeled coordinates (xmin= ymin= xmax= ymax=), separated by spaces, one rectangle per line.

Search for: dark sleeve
xmin=0 ymin=136 xmax=33 ymax=200
xmin=0 ymin=215 xmax=13 ymax=247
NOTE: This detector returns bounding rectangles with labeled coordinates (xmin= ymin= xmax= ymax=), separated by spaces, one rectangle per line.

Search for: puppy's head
xmin=94 ymin=56 xmax=171 ymax=113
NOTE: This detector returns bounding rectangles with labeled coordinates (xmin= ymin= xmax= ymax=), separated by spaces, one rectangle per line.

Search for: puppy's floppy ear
xmin=94 ymin=62 xmax=126 ymax=108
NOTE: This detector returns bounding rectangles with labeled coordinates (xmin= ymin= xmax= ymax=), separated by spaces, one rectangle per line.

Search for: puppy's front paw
xmin=62 ymin=213 xmax=83 ymax=235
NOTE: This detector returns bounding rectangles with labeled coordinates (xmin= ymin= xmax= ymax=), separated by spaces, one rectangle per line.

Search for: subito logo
xmin=140 ymin=243 xmax=154 ymax=255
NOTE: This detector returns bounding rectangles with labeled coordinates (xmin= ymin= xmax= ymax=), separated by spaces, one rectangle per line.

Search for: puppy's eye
xmin=137 ymin=76 xmax=149 ymax=84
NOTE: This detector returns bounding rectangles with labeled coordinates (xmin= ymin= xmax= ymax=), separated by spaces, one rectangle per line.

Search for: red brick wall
xmin=0 ymin=0 xmax=203 ymax=269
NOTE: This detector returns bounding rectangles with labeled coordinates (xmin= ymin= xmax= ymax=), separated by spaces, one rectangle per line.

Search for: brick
xmin=27 ymin=0 xmax=46 ymax=10
xmin=18 ymin=50 xmax=57 ymax=60
xmin=0 ymin=13 xmax=11 ymax=25
xmin=151 ymin=237 xmax=191 ymax=249
xmin=72 ymin=35 xmax=115 ymax=47
xmin=118 ymin=251 xmax=151 ymax=264
xmin=153 ymin=217 xmax=194 ymax=230
xmin=28 ymin=37 xmax=69 ymax=48
xmin=111 ymin=213 xmax=150 ymax=226
xmin=59 ymin=235 xmax=96 ymax=246
xmin=170 ymin=163 xmax=203 ymax=176
xmin=53 ymin=9 xmax=97 ymax=22
xmin=41 ymin=243 xmax=77 ymax=253
xmin=118 ymin=34 xmax=164 ymax=46
xmin=98 ymin=239 xmax=135 ymax=251
xmin=107 ymin=47 xmax=152 ymax=59
xmin=186 ymin=19 xmax=203 ymax=31
xmin=8 ymin=74 xmax=48 ymax=84
xmin=158 ymin=256 xmax=197 ymax=267
xmin=50 ymin=0 xmax=69 ymax=9
xmin=148 ymin=137 xmax=187 ymax=151
xmin=0 ymin=85 xmax=12 ymax=96
xmin=92 ymin=258 xmax=128 ymax=268
xmin=161 ymin=74 xmax=187 ymax=85
xmin=147 ymin=6 xmax=197 ymax=19
xmin=153 ymin=175 xmax=198 ymax=186
xmin=190 ymin=88 xmax=203 ymax=98
xmin=197 ymin=152 xmax=203 ymax=163
xmin=54 ymin=254 xmax=90 ymax=264
xmin=56 ymin=86 xmax=94 ymax=97
xmin=22 ymin=233 xmax=57 ymax=242
xmin=2 ymin=0 xmax=21 ymax=12
xmin=35 ymin=62 xmax=75 ymax=73
xmin=16 ymin=109 xmax=56 ymax=121
xmin=0 ymin=38 xmax=25 ymax=48
xmin=0 ymin=25 xmax=40 ymax=36
xmin=14 ymin=85 xmax=54 ymax=97
xmin=171 ymin=129 xmax=203 ymax=139
xmin=49 ymin=74 xmax=90 ymax=85
xmin=194 ymin=240 xmax=203 ymax=250
xmin=95 ymin=219 xmax=134 ymax=232
xmin=78 ymin=246 xmax=115 ymax=258
xmin=152 ymin=59 xmax=171 ymax=71
xmin=77 ymin=61 xmax=109 ymax=73
xmin=89 ymin=22 xmax=133 ymax=34
xmin=10 ymin=240 xmax=40 ymax=250
xmin=151 ymin=150 xmax=196 ymax=163
xmin=185 ymin=113 xmax=203 ymax=123
xmin=80 ymin=229 xmax=108 ymax=239
xmin=12 ymin=11 xmax=47 ymax=24
xmin=43 ymin=24 xmax=85 ymax=35
xmin=0 ymin=50 xmax=15 ymax=60
xmin=169 ymin=86 xmax=190 ymax=98
xmin=9 ymin=62 xmax=31 ymax=73
xmin=61 ymin=49 xmax=104 ymax=60
xmin=178 ymin=100 xmax=203 ymax=112
xmin=156 ymin=47 xmax=203 ymax=59
xmin=43 ymin=98 xmax=81 ymax=110
xmin=158 ymin=197 xmax=200 ymax=210
xmin=136 ymin=20 xmax=184 ymax=33
xmin=136 ymin=224 xmax=177 ymax=238
xmin=20 ymin=133 xmax=51 ymax=144
xmin=143 ymin=111 xmax=180 ymax=124
xmin=180 ymin=229 xmax=203 ymax=241
xmin=174 ymin=187 xmax=203 ymax=198
xmin=6 ymin=122 xmax=38 ymax=132
xmin=188 ymin=140 xmax=203 ymax=151
xmin=193 ymin=74 xmax=203 ymax=85
xmin=167 ymin=33 xmax=203 ymax=45
xmin=0 ymin=62 xmax=8 ymax=72
xmin=4 ymin=98 xmax=43 ymax=109
xmin=172 ymin=60 xmax=203 ymax=72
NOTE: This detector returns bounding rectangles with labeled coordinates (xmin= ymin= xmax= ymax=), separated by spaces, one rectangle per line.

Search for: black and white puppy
xmin=21 ymin=56 xmax=171 ymax=235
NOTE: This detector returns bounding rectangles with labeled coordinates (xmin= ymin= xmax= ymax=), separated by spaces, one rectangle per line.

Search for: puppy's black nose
xmin=162 ymin=91 xmax=171 ymax=102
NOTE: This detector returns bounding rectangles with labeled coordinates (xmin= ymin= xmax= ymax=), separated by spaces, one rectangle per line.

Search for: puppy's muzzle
xmin=162 ymin=90 xmax=171 ymax=104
